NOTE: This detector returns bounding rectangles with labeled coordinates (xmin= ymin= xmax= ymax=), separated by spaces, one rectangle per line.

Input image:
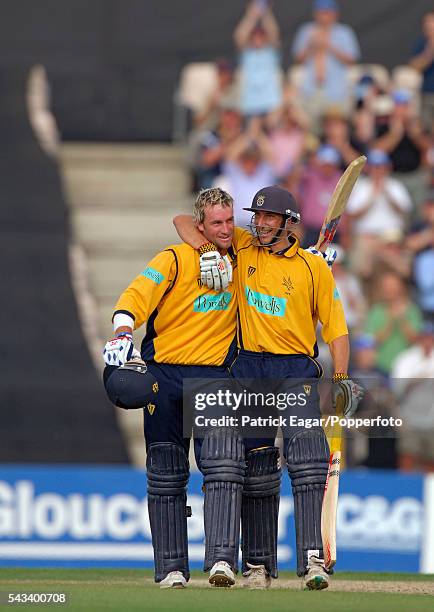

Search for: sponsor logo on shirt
xmin=142 ymin=267 xmax=164 ymax=285
xmin=194 ymin=292 xmax=232 ymax=313
xmin=245 ymin=286 xmax=286 ymax=317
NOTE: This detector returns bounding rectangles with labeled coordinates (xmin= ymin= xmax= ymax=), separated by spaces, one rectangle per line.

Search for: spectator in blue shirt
xmin=406 ymin=190 xmax=434 ymax=320
xmin=234 ymin=0 xmax=282 ymax=119
xmin=291 ymin=0 xmax=360 ymax=123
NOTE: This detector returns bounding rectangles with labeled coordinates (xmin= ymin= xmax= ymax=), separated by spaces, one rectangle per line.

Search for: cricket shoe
xmin=209 ymin=561 xmax=235 ymax=587
xmin=304 ymin=555 xmax=329 ymax=591
xmin=159 ymin=571 xmax=187 ymax=589
xmin=243 ymin=563 xmax=271 ymax=590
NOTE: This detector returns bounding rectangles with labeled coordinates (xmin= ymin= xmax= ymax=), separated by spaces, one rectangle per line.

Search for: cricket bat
xmin=320 ymin=155 xmax=366 ymax=570
xmin=315 ymin=155 xmax=366 ymax=253
xmin=321 ymin=411 xmax=342 ymax=571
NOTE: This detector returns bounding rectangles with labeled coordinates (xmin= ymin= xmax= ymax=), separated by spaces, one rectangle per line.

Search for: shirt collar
xmin=268 ymin=235 xmax=300 ymax=258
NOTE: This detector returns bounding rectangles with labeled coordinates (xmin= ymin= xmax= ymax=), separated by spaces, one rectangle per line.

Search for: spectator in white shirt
xmin=347 ymin=149 xmax=412 ymax=278
xmin=391 ymin=321 xmax=434 ymax=471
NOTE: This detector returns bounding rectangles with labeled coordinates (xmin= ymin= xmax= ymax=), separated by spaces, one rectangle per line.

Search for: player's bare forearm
xmin=329 ymin=334 xmax=350 ymax=374
xmin=173 ymin=214 xmax=207 ymax=248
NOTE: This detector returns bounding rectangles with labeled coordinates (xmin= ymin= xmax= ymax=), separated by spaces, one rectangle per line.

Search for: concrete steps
xmin=61 ymin=143 xmax=190 ymax=207
xmin=59 ymin=143 xmax=193 ymax=466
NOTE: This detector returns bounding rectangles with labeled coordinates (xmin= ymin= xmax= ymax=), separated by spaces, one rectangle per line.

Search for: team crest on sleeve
xmin=248 ymin=266 xmax=256 ymax=277
xmin=147 ymin=403 xmax=156 ymax=415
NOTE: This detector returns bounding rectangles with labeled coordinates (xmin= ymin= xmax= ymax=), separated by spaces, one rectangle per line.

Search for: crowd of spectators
xmin=184 ymin=0 xmax=434 ymax=471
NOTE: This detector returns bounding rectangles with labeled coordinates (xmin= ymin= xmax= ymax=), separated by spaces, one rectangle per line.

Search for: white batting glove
xmin=199 ymin=250 xmax=233 ymax=292
xmin=333 ymin=377 xmax=364 ymax=417
xmin=306 ymin=246 xmax=337 ymax=268
xmin=103 ymin=332 xmax=141 ymax=366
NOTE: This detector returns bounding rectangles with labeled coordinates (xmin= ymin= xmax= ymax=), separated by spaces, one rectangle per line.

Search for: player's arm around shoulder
xmin=233 ymin=226 xmax=253 ymax=250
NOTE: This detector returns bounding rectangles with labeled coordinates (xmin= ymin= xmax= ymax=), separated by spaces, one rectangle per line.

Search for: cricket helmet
xmin=243 ymin=186 xmax=300 ymax=224
xmin=104 ymin=360 xmax=159 ymax=409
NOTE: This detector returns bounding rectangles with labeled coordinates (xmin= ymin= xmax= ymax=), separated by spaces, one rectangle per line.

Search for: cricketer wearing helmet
xmin=103 ymin=188 xmax=245 ymax=589
xmin=173 ymin=185 xmax=362 ymax=590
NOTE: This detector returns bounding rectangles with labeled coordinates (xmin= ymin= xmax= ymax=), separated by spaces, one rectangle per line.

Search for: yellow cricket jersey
xmin=114 ymin=244 xmax=238 ymax=366
xmin=232 ymin=228 xmax=348 ymax=356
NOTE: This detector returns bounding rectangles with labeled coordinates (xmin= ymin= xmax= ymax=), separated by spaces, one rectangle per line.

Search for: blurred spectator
xmin=26 ymin=64 xmax=60 ymax=157
xmin=321 ymin=105 xmax=361 ymax=166
xmin=351 ymin=74 xmax=384 ymax=154
xmin=391 ymin=321 xmax=434 ymax=471
xmin=332 ymin=246 xmax=366 ymax=333
xmin=193 ymin=59 xmax=240 ymax=131
xmin=406 ymin=189 xmax=434 ymax=319
xmin=363 ymin=271 xmax=422 ymax=375
xmin=291 ymin=0 xmax=360 ymax=122
xmin=409 ymin=11 xmax=434 ymax=134
xmin=214 ymin=118 xmax=276 ymax=227
xmin=371 ymin=229 xmax=411 ymax=281
xmin=279 ymin=163 xmax=304 ymax=203
xmin=427 ymin=125 xmax=434 ymax=187
xmin=346 ymin=150 xmax=412 ymax=278
xmin=234 ymin=0 xmax=282 ymax=118
xmin=374 ymin=89 xmax=428 ymax=208
xmin=298 ymin=144 xmax=342 ymax=247
xmin=349 ymin=334 xmax=397 ymax=469
xmin=268 ymin=104 xmax=309 ymax=178
xmin=194 ymin=108 xmax=243 ymax=189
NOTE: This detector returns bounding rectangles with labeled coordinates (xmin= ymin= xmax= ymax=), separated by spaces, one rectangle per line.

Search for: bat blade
xmin=321 ymin=449 xmax=341 ymax=570
xmin=315 ymin=155 xmax=366 ymax=252
xmin=321 ymin=387 xmax=345 ymax=569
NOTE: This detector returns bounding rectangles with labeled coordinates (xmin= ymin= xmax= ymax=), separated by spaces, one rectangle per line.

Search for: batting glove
xmin=333 ymin=375 xmax=364 ymax=417
xmin=199 ymin=244 xmax=233 ymax=292
xmin=103 ymin=332 xmax=141 ymax=367
xmin=306 ymin=246 xmax=337 ymax=268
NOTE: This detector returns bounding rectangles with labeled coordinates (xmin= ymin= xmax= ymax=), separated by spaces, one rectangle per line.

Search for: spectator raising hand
xmin=291 ymin=0 xmax=360 ymax=123
xmin=234 ymin=0 xmax=282 ymax=119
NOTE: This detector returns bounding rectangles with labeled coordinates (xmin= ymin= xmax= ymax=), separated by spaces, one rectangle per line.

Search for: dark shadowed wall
xmin=0 ymin=0 xmax=431 ymax=141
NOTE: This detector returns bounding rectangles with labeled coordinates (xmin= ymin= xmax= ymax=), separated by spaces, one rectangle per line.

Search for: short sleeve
xmin=316 ymin=259 xmax=349 ymax=343
xmin=114 ymin=249 xmax=177 ymax=329
xmin=292 ymin=24 xmax=312 ymax=56
xmin=233 ymin=226 xmax=253 ymax=250
xmin=338 ymin=25 xmax=360 ymax=60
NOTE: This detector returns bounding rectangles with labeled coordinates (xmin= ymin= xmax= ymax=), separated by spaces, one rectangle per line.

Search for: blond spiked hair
xmin=193 ymin=187 xmax=234 ymax=224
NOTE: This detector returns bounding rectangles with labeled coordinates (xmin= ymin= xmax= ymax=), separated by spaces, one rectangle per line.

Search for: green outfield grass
xmin=0 ymin=569 xmax=433 ymax=612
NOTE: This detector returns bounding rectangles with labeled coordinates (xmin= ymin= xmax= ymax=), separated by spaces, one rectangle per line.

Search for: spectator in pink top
xmin=299 ymin=144 xmax=342 ymax=247
xmin=268 ymin=104 xmax=309 ymax=178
